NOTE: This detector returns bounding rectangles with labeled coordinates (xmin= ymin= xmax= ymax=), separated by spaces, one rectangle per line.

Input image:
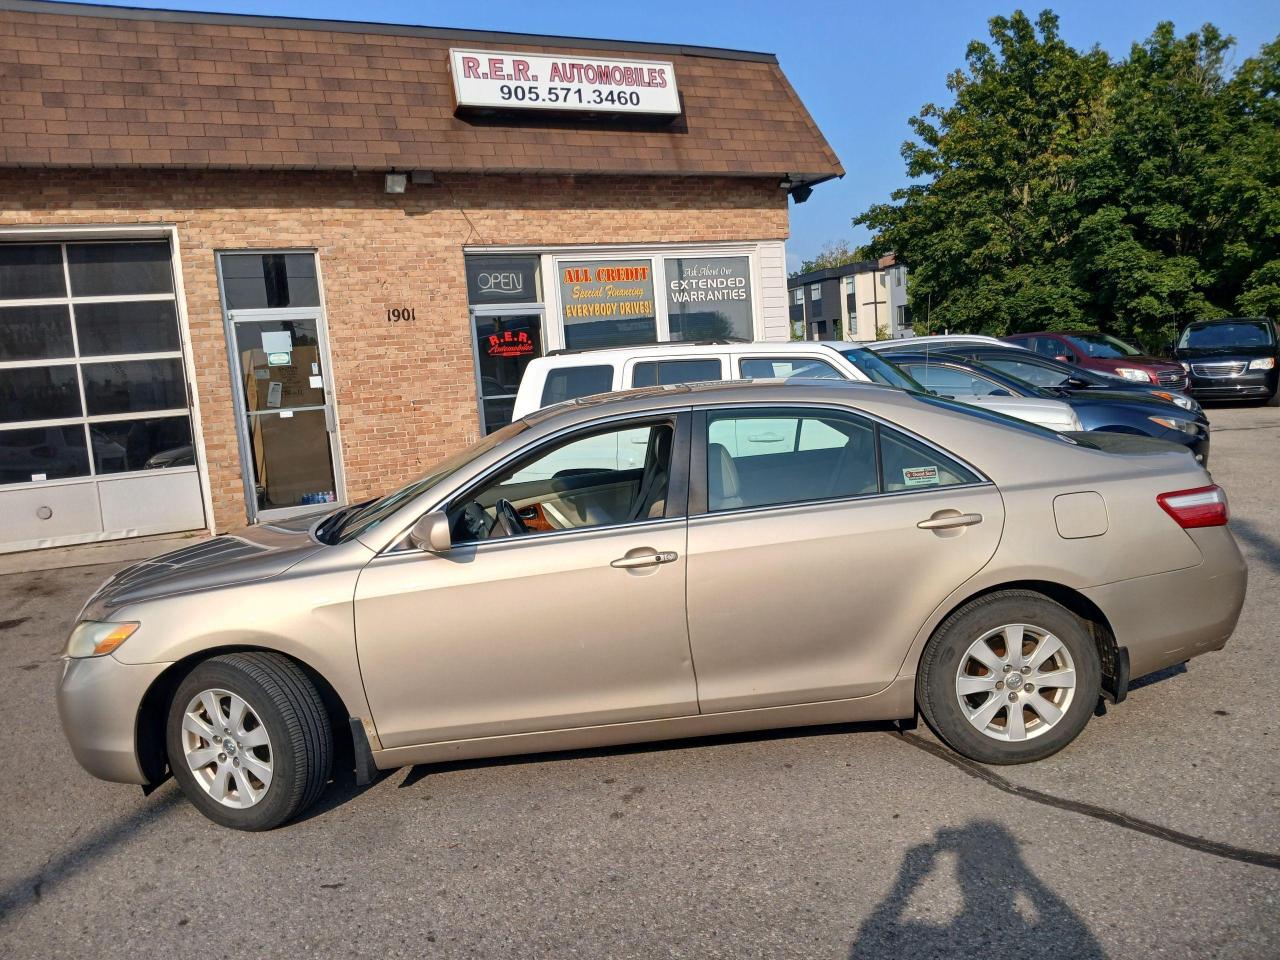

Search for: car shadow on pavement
xmin=395 ymin=720 xmax=904 ymax=790
xmin=848 ymin=820 xmax=1106 ymax=960
xmin=0 ymin=787 xmax=183 ymax=924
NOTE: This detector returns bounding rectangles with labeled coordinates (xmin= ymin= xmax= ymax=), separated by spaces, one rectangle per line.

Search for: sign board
xmin=466 ymin=255 xmax=541 ymax=304
xmin=665 ymin=256 xmax=754 ymax=341
xmin=267 ymin=351 xmax=291 ymax=367
xmin=449 ymin=48 xmax=680 ymax=116
xmin=559 ymin=259 xmax=657 ymax=349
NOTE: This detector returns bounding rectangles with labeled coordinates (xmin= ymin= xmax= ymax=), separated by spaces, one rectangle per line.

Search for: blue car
xmin=884 ymin=351 xmax=1211 ymax=465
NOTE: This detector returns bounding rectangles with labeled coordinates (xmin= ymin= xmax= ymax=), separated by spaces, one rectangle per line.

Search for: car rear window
xmin=631 ymin=358 xmax=723 ymax=388
xmin=541 ymin=364 xmax=614 ymax=406
xmin=739 ymin=357 xmax=842 ymax=379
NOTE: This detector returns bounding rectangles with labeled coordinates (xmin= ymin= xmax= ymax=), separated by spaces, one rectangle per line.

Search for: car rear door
xmin=684 ymin=403 xmax=1004 ymax=713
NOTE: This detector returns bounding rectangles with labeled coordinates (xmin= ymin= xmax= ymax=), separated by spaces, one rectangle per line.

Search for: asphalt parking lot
xmin=1 ymin=404 xmax=1276 ymax=959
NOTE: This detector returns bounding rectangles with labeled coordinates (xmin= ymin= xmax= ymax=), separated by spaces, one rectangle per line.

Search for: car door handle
xmin=610 ymin=550 xmax=678 ymax=569
xmin=917 ymin=512 xmax=983 ymax=530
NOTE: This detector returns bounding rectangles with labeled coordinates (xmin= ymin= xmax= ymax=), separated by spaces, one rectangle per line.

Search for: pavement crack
xmin=895 ymin=731 xmax=1280 ymax=871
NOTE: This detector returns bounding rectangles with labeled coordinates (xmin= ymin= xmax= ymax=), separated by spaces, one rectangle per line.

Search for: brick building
xmin=0 ymin=0 xmax=842 ymax=552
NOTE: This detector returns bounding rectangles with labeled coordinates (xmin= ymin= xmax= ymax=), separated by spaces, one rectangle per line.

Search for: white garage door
xmin=0 ymin=238 xmax=206 ymax=553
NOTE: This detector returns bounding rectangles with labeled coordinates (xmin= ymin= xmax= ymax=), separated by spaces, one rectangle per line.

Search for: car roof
xmin=534 ymin=340 xmax=852 ymax=364
xmin=863 ymin=334 xmax=1016 ymax=351
xmin=521 ymin=377 xmax=901 ymax=426
xmin=1184 ymin=316 xmax=1272 ymax=327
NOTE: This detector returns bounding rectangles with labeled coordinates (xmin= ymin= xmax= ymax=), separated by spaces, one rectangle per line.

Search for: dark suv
xmin=1004 ymin=331 xmax=1187 ymax=392
xmin=1173 ymin=318 xmax=1279 ymax=406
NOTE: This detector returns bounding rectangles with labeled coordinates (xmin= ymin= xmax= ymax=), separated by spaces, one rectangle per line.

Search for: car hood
xmin=1175 ymin=345 xmax=1275 ymax=360
xmin=969 ymin=395 xmax=1079 ymax=431
xmin=1063 ymin=389 xmax=1205 ymax=420
xmin=81 ymin=519 xmax=325 ymax=616
xmin=1088 ymin=354 xmax=1178 ymax=370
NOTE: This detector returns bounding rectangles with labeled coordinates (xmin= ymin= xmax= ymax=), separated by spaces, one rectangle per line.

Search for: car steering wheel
xmin=493 ymin=498 xmax=529 ymax=538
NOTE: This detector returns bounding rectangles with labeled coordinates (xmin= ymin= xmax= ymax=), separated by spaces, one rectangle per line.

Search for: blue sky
xmin=88 ymin=0 xmax=1279 ymax=270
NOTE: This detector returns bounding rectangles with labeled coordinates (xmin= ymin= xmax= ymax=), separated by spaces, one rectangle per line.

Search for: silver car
xmin=57 ymin=380 xmax=1247 ymax=830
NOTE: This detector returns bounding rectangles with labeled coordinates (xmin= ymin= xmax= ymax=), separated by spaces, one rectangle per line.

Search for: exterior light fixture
xmin=778 ymin=176 xmax=794 ymax=191
xmin=384 ymin=172 xmax=408 ymax=194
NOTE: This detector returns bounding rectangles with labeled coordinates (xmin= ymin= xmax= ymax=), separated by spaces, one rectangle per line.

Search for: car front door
xmin=354 ymin=413 xmax=697 ymax=749
xmin=684 ymin=404 xmax=1004 ymax=713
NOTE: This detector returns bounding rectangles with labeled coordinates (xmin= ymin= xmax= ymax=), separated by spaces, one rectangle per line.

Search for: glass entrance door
xmin=227 ymin=309 xmax=341 ymax=521
xmin=471 ymin=308 xmax=544 ymax=434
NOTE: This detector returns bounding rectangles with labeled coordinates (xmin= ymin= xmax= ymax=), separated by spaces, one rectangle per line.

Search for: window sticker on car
xmin=902 ymin=466 xmax=940 ymax=487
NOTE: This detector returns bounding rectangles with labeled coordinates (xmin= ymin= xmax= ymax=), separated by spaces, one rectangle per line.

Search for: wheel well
xmin=932 ymin=580 xmax=1122 ymax=689
xmin=135 ymin=646 xmax=354 ymax=787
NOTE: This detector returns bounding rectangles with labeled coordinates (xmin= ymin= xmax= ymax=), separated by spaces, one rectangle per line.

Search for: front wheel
xmin=917 ymin=591 xmax=1101 ymax=765
xmin=166 ymin=652 xmax=333 ymax=830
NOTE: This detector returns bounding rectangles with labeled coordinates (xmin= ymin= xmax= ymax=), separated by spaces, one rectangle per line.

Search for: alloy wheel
xmin=954 ymin=623 xmax=1078 ymax=742
xmin=180 ymin=688 xmax=274 ymax=808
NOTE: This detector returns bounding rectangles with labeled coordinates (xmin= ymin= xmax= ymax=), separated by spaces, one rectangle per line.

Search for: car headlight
xmin=1115 ymin=367 xmax=1154 ymax=382
xmin=64 ymin=621 xmax=139 ymax=659
xmin=1152 ymin=390 xmax=1195 ymax=411
xmin=1149 ymin=416 xmax=1199 ymax=435
xmin=1179 ymin=361 xmax=1190 ymax=372
xmin=1248 ymin=357 xmax=1275 ymax=370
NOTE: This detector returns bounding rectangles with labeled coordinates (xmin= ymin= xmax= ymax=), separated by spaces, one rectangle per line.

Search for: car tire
xmin=165 ymin=652 xmax=333 ymax=830
xmin=917 ymin=590 xmax=1101 ymax=765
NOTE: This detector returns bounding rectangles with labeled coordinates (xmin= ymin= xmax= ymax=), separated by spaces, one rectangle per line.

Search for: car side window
xmin=1029 ymin=337 xmax=1061 ymax=359
xmin=899 ymin=363 xmax=1006 ymax=398
xmin=631 ymin=358 xmax=723 ymax=388
xmin=983 ymin=357 xmax=1069 ymax=388
xmin=738 ymin=357 xmax=843 ymax=380
xmin=705 ymin=407 xmax=877 ymax=512
xmin=450 ymin=420 xmax=677 ymax=543
xmin=541 ymin=365 xmax=614 ymax=407
xmin=879 ymin=426 xmax=979 ymax=492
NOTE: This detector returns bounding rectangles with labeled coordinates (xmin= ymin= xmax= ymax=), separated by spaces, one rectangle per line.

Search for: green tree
xmin=792 ymin=239 xmax=862 ymax=276
xmin=855 ymin=10 xmax=1280 ymax=348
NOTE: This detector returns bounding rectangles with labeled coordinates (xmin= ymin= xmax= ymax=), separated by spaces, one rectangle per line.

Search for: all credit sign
xmin=449 ymin=48 xmax=681 ymax=116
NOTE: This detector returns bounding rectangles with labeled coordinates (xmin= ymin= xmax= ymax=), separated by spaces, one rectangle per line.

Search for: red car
xmin=1003 ymin=331 xmax=1188 ymax=392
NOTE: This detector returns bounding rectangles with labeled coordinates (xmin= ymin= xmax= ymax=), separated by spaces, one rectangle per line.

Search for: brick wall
xmin=0 ymin=168 xmax=788 ymax=531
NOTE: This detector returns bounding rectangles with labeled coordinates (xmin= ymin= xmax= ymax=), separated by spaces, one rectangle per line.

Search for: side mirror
xmin=409 ymin=511 xmax=452 ymax=553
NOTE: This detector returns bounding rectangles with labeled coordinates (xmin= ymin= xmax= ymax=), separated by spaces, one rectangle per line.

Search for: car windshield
xmin=1178 ymin=321 xmax=1275 ymax=350
xmin=838 ymin=348 xmax=926 ymax=391
xmin=317 ymin=419 xmax=529 ymax=544
xmin=1065 ymin=333 xmax=1141 ymax=358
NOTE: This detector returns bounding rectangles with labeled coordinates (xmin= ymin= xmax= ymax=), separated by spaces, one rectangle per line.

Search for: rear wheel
xmin=917 ymin=591 xmax=1101 ymax=765
xmin=166 ymin=652 xmax=332 ymax=830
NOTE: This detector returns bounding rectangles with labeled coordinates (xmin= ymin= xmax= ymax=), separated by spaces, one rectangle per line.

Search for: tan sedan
xmin=57 ymin=380 xmax=1247 ymax=830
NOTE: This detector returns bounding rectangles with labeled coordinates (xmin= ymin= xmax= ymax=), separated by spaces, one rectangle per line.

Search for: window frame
xmin=0 ymin=239 xmax=193 ymax=488
xmin=385 ymin=409 xmax=693 ymax=554
xmin=689 ymin=401 xmax=989 ymax=518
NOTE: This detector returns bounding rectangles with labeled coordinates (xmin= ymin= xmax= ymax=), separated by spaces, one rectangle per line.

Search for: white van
xmin=510 ymin=341 xmax=1081 ymax=432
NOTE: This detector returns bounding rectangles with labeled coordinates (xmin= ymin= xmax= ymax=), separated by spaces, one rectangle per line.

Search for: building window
xmin=809 ymin=284 xmax=822 ymax=301
xmin=664 ymin=256 xmax=753 ymax=342
xmin=220 ymin=252 xmax=320 ymax=310
xmin=792 ymin=288 xmax=804 ymax=305
xmin=559 ymin=258 xmax=657 ymax=350
xmin=0 ymin=241 xmax=194 ymax=486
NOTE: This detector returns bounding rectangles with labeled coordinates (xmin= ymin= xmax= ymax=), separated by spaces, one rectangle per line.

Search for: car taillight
xmin=1156 ymin=485 xmax=1229 ymax=528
